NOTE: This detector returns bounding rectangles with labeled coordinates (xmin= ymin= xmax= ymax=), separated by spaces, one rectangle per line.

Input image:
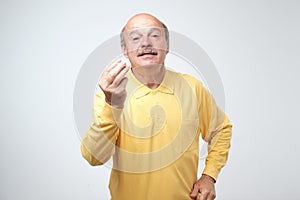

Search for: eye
xmin=132 ymin=37 xmax=140 ymax=41
xmin=151 ymin=34 xmax=159 ymax=38
xmin=129 ymin=32 xmax=141 ymax=42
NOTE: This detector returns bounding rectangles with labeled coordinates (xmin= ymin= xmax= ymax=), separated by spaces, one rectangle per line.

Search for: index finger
xmin=104 ymin=60 xmax=127 ymax=84
xmin=106 ymin=59 xmax=122 ymax=71
xmin=112 ymin=64 xmax=130 ymax=86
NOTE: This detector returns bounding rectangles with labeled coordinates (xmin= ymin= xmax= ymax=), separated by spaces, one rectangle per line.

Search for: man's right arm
xmin=81 ymin=92 xmax=122 ymax=166
xmin=81 ymin=60 xmax=130 ymax=166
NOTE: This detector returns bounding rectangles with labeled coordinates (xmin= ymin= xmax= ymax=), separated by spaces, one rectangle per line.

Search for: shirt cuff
xmin=94 ymin=95 xmax=123 ymax=125
xmin=202 ymin=165 xmax=220 ymax=182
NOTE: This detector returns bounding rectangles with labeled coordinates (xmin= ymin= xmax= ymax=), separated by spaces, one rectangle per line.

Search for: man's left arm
xmin=190 ymin=81 xmax=232 ymax=200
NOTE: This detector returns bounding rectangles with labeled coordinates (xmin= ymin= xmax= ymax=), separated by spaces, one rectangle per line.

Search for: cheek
xmin=126 ymin=51 xmax=137 ymax=60
xmin=158 ymin=50 xmax=168 ymax=58
xmin=153 ymin=40 xmax=168 ymax=51
xmin=126 ymin=53 xmax=139 ymax=65
xmin=125 ymin=43 xmax=140 ymax=53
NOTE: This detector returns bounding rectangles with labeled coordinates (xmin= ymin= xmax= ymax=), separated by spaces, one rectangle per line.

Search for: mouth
xmin=137 ymin=48 xmax=158 ymax=57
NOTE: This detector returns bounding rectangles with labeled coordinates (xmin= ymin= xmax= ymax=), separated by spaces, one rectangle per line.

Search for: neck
xmin=132 ymin=65 xmax=165 ymax=89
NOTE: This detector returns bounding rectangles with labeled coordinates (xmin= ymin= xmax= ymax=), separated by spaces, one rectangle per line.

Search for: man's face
xmin=122 ymin=16 xmax=169 ymax=68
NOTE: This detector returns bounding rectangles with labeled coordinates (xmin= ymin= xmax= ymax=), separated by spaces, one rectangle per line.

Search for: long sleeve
xmin=198 ymin=83 xmax=233 ymax=181
xmin=81 ymin=92 xmax=122 ymax=166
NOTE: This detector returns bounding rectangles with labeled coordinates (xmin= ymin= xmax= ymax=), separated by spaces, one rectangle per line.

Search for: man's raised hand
xmin=98 ymin=60 xmax=130 ymax=108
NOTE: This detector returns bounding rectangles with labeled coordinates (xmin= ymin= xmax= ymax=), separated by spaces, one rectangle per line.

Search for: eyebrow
xmin=127 ymin=27 xmax=164 ymax=35
xmin=128 ymin=30 xmax=140 ymax=36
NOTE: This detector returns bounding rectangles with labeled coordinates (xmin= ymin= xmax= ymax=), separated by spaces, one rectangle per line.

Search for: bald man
xmin=81 ymin=13 xmax=232 ymax=200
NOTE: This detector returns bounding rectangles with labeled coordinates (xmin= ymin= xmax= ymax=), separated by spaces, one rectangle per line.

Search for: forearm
xmin=203 ymin=116 xmax=232 ymax=181
xmin=81 ymin=93 xmax=122 ymax=166
xmin=81 ymin=121 xmax=120 ymax=166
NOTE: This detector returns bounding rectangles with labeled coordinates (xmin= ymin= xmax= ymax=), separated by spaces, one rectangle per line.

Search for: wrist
xmin=202 ymin=174 xmax=216 ymax=183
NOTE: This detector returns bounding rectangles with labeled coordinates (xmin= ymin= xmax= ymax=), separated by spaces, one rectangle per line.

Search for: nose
xmin=140 ymin=36 xmax=152 ymax=48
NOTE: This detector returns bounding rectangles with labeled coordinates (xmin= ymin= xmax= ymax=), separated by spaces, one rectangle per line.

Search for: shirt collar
xmin=127 ymin=68 xmax=174 ymax=99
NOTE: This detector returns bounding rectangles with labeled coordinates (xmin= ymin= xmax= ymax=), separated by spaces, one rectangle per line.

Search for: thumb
xmin=190 ymin=184 xmax=199 ymax=198
xmin=119 ymin=77 xmax=128 ymax=88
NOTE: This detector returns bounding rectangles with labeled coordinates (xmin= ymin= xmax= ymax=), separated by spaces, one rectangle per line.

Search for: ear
xmin=164 ymin=40 xmax=169 ymax=54
xmin=122 ymin=45 xmax=129 ymax=58
xmin=165 ymin=44 xmax=169 ymax=55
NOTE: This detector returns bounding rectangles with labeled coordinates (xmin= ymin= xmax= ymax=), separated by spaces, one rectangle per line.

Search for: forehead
xmin=124 ymin=15 xmax=164 ymax=31
xmin=125 ymin=27 xmax=164 ymax=35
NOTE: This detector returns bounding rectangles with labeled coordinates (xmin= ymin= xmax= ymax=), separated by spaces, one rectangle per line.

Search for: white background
xmin=1 ymin=0 xmax=299 ymax=199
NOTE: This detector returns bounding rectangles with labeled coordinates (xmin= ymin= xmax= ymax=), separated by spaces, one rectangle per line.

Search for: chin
xmin=137 ymin=62 xmax=163 ymax=68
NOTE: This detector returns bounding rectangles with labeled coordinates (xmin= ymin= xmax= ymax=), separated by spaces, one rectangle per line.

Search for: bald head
xmin=120 ymin=13 xmax=169 ymax=47
xmin=124 ymin=13 xmax=165 ymax=31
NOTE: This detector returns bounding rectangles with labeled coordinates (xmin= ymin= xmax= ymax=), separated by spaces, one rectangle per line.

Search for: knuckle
xmin=202 ymin=191 xmax=208 ymax=195
xmin=98 ymin=79 xmax=104 ymax=86
xmin=103 ymin=73 xmax=113 ymax=82
xmin=193 ymin=184 xmax=200 ymax=190
xmin=110 ymin=81 xmax=116 ymax=88
xmin=107 ymin=72 xmax=115 ymax=79
xmin=208 ymin=191 xmax=216 ymax=199
xmin=101 ymin=72 xmax=109 ymax=80
xmin=99 ymin=79 xmax=109 ymax=88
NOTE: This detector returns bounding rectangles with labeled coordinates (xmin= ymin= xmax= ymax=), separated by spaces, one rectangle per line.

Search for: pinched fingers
xmin=106 ymin=59 xmax=122 ymax=71
xmin=108 ymin=77 xmax=129 ymax=108
xmin=98 ymin=60 xmax=130 ymax=108
xmin=112 ymin=64 xmax=130 ymax=87
xmin=99 ymin=60 xmax=129 ymax=89
xmin=100 ymin=60 xmax=127 ymax=87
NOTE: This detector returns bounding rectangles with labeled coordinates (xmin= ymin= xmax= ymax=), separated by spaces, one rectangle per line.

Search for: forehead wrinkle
xmin=126 ymin=27 xmax=165 ymax=35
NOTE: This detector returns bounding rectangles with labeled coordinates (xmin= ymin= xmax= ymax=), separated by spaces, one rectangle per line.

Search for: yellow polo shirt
xmin=81 ymin=69 xmax=232 ymax=200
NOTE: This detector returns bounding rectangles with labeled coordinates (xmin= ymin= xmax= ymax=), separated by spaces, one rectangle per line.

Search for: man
xmin=81 ymin=13 xmax=232 ymax=200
